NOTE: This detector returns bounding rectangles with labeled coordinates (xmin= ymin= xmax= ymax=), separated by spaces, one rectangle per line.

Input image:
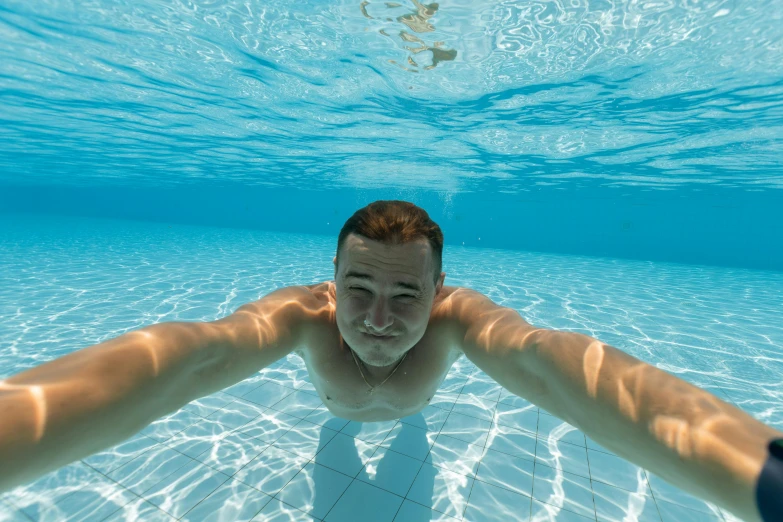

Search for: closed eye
xmin=350 ymin=287 xmax=416 ymax=299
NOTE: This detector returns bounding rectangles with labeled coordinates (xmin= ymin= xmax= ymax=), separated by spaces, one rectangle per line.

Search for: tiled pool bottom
xmin=0 ymin=356 xmax=740 ymax=522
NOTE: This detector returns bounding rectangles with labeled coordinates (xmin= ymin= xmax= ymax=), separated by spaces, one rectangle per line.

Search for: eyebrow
xmin=344 ymin=270 xmax=423 ymax=293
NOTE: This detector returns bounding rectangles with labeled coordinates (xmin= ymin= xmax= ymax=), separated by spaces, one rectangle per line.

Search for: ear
xmin=435 ymin=272 xmax=446 ymax=294
xmin=333 ymin=256 xmax=338 ymax=279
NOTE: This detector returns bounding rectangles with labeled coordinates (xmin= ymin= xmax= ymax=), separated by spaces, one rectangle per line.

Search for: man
xmin=0 ymin=200 xmax=781 ymax=521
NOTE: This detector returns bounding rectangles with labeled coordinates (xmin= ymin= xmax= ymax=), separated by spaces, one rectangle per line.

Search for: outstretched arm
xmin=0 ymin=286 xmax=313 ymax=494
xmin=451 ymin=288 xmax=782 ymax=522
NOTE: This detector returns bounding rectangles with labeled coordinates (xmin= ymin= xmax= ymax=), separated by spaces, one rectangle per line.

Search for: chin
xmin=355 ymin=341 xmax=408 ymax=367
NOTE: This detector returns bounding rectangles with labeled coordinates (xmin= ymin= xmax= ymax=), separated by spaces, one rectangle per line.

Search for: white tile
xmin=380 ymin=421 xmax=437 ymax=461
xmin=463 ymin=479 xmax=532 ymax=522
xmin=460 ymin=375 xmax=503 ymax=402
xmin=532 ymin=462 xmax=595 ymax=519
xmin=393 ymin=499 xmax=460 ymax=521
xmin=439 ymin=374 xmax=469 ymax=395
xmin=180 ymin=479 xmax=273 ymax=522
xmin=357 ymin=446 xmax=422 ymax=497
xmin=275 ymin=462 xmax=352 ymax=520
xmin=82 ymin=433 xmax=159 ymax=474
xmin=340 ymin=420 xmax=398 ymax=444
xmin=0 ymin=501 xmax=29 ymax=522
xmin=591 ymin=480 xmax=660 ymax=522
xmin=204 ymin=398 xmax=267 ymax=429
xmin=400 ymin=406 xmax=450 ymax=432
xmin=182 ymin=392 xmax=237 ymax=417
xmin=585 ymin=436 xmax=617 ymax=456
xmin=484 ymin=422 xmax=538 ymax=461
xmin=143 ymin=459 xmax=231 ymax=519
xmin=304 ymin=405 xmax=351 ymax=430
xmin=269 ymin=389 xmax=324 ymax=419
xmin=495 ymin=401 xmax=539 ymax=432
xmin=242 ymin=382 xmax=295 ymax=408
xmin=108 ymin=446 xmax=192 ymax=496
xmin=450 ymin=395 xmax=497 ymax=422
xmin=406 ymin=463 xmax=474 ymax=519
xmin=426 ymin=434 xmax=485 ymax=477
xmin=259 ymin=366 xmax=308 ymax=389
xmin=6 ymin=457 xmax=102 ymax=509
xmin=587 ymin=449 xmax=648 ymax=492
xmin=223 ymin=376 xmax=267 ymax=399
xmin=164 ymin=419 xmax=233 ymax=458
xmin=274 ymin=419 xmax=338 ymax=459
xmin=439 ymin=412 xmax=491 ymax=446
xmin=140 ymin=409 xmax=203 ymax=442
xmin=530 ymin=499 xmax=597 ymax=522
xmin=535 ymin=437 xmax=590 ymax=479
xmin=646 ymin=473 xmax=719 ymax=515
xmin=325 ymin=479 xmax=403 ymax=522
xmin=430 ymin=390 xmax=459 ymax=412
xmin=656 ymin=499 xmax=723 ymax=522
xmin=234 ymin=445 xmax=309 ymax=496
xmin=295 ymin=379 xmax=319 ymax=396
xmin=103 ymin=498 xmax=176 ymax=522
xmin=238 ymin=409 xmax=300 ymax=444
xmin=315 ymin=432 xmax=378 ymax=477
xmin=195 ymin=431 xmax=270 ymax=475
xmin=251 ymin=498 xmax=319 ymax=521
xmin=19 ymin=477 xmax=135 ymax=522
xmin=499 ymin=393 xmax=535 ymax=408
xmin=475 ymin=447 xmax=535 ymax=497
xmin=537 ymin=413 xmax=587 ymax=447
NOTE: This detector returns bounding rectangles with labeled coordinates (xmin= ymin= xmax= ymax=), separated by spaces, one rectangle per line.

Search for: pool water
xmin=1 ymin=215 xmax=780 ymax=521
xmin=1 ymin=0 xmax=782 ymax=520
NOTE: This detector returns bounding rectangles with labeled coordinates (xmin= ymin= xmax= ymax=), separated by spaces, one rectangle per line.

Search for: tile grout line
xmin=218 ymin=375 xmax=672 ymax=519
xmin=582 ymin=434 xmax=600 ymax=522
xmin=316 ymin=421 xmax=397 ymax=522
xmin=234 ymin=374 xmax=458 ymax=519
xmin=0 ymin=496 xmax=35 ymax=522
xmin=48 ymin=364 xmax=687 ymax=521
xmin=454 ymin=382 xmax=486 ymax=521
xmin=642 ymin=469 xmax=666 ymax=522
xmin=632 ymin=335 xmax=727 ymax=522
xmin=155 ymin=383 xmax=310 ymax=521
xmin=529 ymin=407 xmax=540 ymax=522
xmin=392 ymin=383 xmax=462 ymax=521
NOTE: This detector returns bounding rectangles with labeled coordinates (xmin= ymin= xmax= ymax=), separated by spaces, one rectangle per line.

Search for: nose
xmin=366 ymin=299 xmax=393 ymax=332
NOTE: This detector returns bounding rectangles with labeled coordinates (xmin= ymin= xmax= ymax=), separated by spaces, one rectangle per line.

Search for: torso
xmin=294 ymin=281 xmax=463 ymax=422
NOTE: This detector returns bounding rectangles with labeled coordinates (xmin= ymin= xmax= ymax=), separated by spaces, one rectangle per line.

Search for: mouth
xmin=363 ymin=332 xmax=393 ymax=339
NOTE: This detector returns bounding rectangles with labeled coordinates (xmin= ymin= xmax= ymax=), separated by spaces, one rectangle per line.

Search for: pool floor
xmin=0 ymin=354 xmax=742 ymax=522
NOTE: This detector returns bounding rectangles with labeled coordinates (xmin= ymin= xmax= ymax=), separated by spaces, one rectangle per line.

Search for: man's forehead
xmin=339 ymin=234 xmax=432 ymax=280
xmin=342 ymin=234 xmax=431 ymax=257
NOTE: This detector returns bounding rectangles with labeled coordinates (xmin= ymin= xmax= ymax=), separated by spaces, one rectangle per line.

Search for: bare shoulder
xmin=223 ymin=284 xmax=334 ymax=335
xmin=432 ymin=286 xmax=512 ymax=320
xmin=233 ymin=285 xmax=320 ymax=314
xmin=432 ymin=285 xmax=538 ymax=347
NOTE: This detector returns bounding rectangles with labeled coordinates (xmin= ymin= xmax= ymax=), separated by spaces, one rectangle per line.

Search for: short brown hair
xmin=336 ymin=200 xmax=444 ymax=283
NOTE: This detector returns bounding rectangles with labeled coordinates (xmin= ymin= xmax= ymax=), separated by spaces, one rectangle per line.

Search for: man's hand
xmin=451 ymin=288 xmax=782 ymax=522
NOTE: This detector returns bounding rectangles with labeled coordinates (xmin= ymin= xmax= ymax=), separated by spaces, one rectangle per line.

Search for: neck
xmin=352 ymin=349 xmax=408 ymax=380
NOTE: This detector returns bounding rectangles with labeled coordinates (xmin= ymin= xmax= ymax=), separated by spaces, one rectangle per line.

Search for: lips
xmin=364 ymin=332 xmax=392 ymax=339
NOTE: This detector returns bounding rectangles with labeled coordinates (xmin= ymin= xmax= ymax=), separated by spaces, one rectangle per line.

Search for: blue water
xmin=1 ymin=215 xmax=781 ymax=521
xmin=1 ymin=0 xmax=782 ymax=521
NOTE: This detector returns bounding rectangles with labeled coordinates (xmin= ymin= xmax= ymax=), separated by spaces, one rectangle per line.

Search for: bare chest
xmin=297 ymin=324 xmax=459 ymax=422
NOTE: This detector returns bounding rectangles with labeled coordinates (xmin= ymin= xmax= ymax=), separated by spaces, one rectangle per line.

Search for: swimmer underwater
xmin=1 ymin=200 xmax=781 ymax=521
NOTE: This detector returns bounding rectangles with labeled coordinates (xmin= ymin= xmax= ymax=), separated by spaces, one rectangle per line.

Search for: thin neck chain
xmin=350 ymin=349 xmax=408 ymax=393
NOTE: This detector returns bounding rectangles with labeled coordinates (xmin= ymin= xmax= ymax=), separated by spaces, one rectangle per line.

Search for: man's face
xmin=333 ymin=234 xmax=445 ymax=367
